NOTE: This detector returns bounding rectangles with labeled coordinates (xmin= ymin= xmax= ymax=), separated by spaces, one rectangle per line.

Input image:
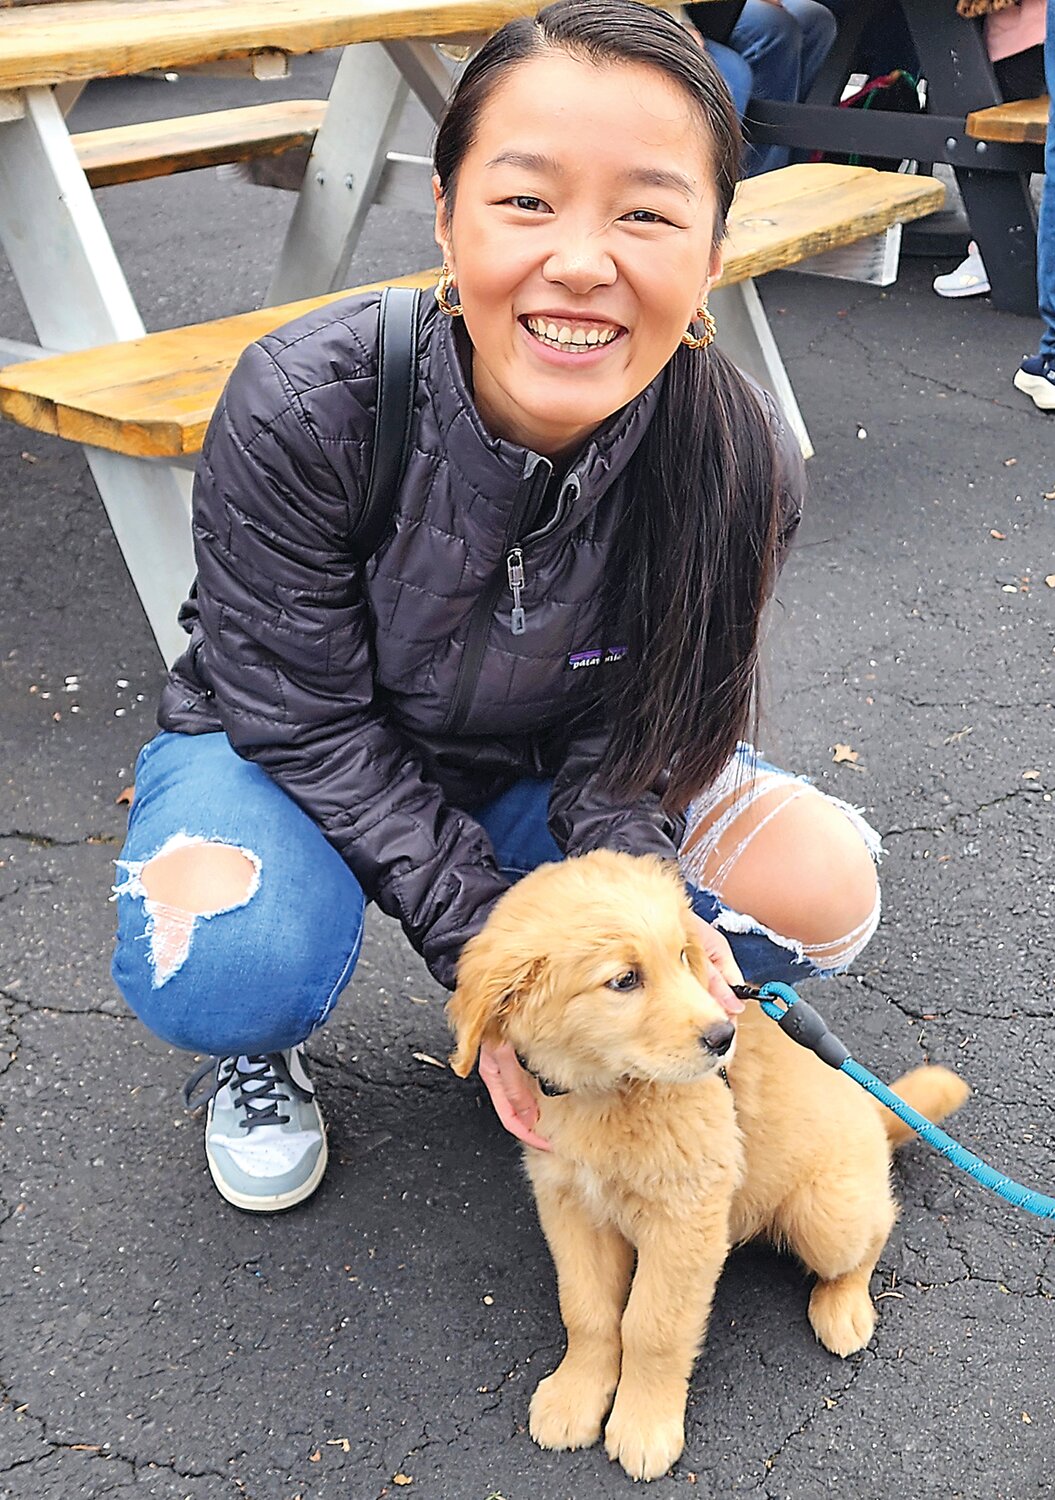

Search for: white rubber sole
xmin=933 ymin=280 xmax=991 ymax=299
xmin=1013 ymin=368 xmax=1055 ymax=411
xmin=205 ymin=1129 xmax=329 ymax=1213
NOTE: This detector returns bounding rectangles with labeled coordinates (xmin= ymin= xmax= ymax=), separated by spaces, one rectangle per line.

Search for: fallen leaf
xmin=70 ymin=1445 xmax=101 ymax=1452
xmin=115 ymin=784 xmax=135 ymax=806
xmin=989 ymin=529 xmax=1006 ymax=540
xmin=309 ymin=1450 xmax=321 ymax=1462
xmin=411 ymin=1051 xmax=445 ymax=1069
xmin=1023 ymin=1412 xmax=1033 ymax=1424
xmin=393 ymin=1476 xmax=413 ymax=1487
xmin=832 ymin=743 xmax=859 ymax=764
xmin=1022 ymin=770 xmax=1041 ymax=780
xmin=326 ymin=1439 xmax=351 ymax=1452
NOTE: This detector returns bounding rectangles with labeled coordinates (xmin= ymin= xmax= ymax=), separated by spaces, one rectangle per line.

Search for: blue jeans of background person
xmin=1040 ymin=1 xmax=1054 ymax=356
xmin=112 ymin=732 xmax=878 ymax=1059
xmin=706 ymin=39 xmax=754 ymax=119
xmin=729 ymin=0 xmax=839 ymax=174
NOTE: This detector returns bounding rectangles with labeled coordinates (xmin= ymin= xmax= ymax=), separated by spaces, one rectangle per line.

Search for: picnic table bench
xmin=966 ymin=95 xmax=1049 ymax=149
xmin=743 ymin=0 xmax=1047 ymax=316
xmin=0 ymin=0 xmax=943 ymax=663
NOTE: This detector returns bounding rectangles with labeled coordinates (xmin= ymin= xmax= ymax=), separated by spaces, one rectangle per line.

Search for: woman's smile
xmin=519 ymin=312 xmax=626 ymax=360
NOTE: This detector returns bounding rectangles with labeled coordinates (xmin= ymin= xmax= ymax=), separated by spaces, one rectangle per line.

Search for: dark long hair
xmin=433 ymin=0 xmax=784 ymax=812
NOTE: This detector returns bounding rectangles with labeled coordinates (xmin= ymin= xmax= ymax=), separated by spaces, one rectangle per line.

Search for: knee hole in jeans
xmin=115 ymin=834 xmax=262 ymax=988
xmin=684 ymin=778 xmax=880 ymax=962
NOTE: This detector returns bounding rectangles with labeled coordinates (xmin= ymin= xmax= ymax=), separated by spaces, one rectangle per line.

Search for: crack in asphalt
xmin=0 ymin=876 xmax=57 ymax=906
xmin=883 ymin=785 xmax=1046 ymax=840
xmin=0 ymin=1389 xmax=241 ymax=1488
xmin=751 ymin=1350 xmax=875 ymax=1496
xmin=820 ymin=314 xmax=1028 ymax=418
xmin=0 ymin=829 xmax=120 ymax=849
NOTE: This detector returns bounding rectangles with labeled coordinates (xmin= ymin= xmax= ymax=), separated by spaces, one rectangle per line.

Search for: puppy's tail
xmin=876 ymin=1065 xmax=971 ymax=1151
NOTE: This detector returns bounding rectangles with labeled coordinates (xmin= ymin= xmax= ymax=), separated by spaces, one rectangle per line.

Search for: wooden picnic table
xmin=0 ymin=0 xmax=546 ymax=658
xmin=744 ymin=0 xmax=1045 ymax=316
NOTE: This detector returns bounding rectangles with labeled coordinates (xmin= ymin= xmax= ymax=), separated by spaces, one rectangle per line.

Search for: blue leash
xmin=734 ymin=980 xmax=1055 ymax=1222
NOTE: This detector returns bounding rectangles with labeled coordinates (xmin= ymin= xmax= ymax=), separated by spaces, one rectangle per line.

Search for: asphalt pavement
xmin=0 ymin=55 xmax=1052 ymax=1500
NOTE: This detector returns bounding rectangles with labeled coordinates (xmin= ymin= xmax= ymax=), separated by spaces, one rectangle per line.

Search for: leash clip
xmin=733 ymin=982 xmax=850 ymax=1070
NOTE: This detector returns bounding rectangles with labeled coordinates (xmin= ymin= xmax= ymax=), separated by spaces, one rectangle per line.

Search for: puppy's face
xmin=448 ymin=851 xmax=736 ymax=1092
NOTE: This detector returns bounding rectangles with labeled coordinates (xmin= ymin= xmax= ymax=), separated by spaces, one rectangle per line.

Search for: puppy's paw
xmin=604 ymin=1389 xmax=685 ymax=1482
xmin=808 ymin=1279 xmax=877 ymax=1357
xmin=529 ymin=1366 xmax=613 ymax=1452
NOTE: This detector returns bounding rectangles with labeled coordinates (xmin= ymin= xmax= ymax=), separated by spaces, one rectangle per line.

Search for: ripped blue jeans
xmin=112 ymin=731 xmax=882 ymax=1057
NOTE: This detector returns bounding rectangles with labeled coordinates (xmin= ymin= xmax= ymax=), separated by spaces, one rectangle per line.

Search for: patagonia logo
xmin=566 ymin=645 xmax=628 ymax=671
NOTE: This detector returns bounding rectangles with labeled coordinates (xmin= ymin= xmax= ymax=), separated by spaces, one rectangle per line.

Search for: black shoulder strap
xmin=352 ymin=285 xmax=422 ymax=560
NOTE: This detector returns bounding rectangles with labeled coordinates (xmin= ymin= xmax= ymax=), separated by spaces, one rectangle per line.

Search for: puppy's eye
xmin=606 ymin=969 xmax=641 ymax=993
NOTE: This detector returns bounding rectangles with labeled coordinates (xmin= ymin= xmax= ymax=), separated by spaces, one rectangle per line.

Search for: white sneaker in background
xmin=933 ymin=242 xmax=990 ymax=298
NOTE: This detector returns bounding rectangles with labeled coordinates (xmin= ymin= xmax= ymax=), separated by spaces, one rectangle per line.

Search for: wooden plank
xmin=719 ymin=164 xmax=944 ymax=284
xmin=73 ymin=100 xmax=327 ymax=187
xmin=0 ymin=269 xmax=440 ymax=455
xmin=0 ymin=0 xmax=541 ymax=90
xmin=966 ymin=95 xmax=1049 ymax=146
xmin=0 ymin=166 xmax=945 ymax=459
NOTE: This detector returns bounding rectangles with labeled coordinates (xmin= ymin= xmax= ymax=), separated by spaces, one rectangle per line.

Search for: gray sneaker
xmin=184 ymin=1048 xmax=328 ymax=1212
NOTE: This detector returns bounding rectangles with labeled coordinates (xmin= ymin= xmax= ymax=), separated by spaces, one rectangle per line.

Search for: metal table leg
xmin=710 ymin=281 xmax=813 ymax=460
xmin=0 ymin=87 xmax=195 ymax=665
xmin=266 ymin=43 xmax=411 ymax=302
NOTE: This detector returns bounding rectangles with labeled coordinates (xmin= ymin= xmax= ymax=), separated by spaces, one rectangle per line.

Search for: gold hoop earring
xmin=435 ymin=265 xmax=463 ymax=318
xmin=681 ymin=302 xmax=716 ymax=350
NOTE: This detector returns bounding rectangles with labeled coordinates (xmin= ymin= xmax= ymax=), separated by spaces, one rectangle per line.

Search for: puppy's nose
xmin=700 ymin=1022 xmax=735 ymax=1057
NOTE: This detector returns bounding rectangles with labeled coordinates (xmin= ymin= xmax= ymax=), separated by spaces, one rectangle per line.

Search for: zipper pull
xmin=507 ymin=546 xmax=526 ymax=635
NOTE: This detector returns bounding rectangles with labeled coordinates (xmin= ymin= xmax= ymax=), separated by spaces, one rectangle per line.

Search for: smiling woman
xmin=110 ymin=0 xmax=881 ymax=1217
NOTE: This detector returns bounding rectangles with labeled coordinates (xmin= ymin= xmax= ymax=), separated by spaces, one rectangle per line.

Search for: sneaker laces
xmin=182 ymin=1051 xmax=313 ymax=1132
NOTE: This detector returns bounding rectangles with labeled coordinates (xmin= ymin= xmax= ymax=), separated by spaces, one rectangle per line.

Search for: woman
xmin=112 ymin=0 xmax=881 ymax=1213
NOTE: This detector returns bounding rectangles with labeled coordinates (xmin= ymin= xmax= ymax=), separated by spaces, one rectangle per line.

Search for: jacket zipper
xmin=443 ymin=454 xmax=552 ymax=735
xmin=502 ymin=470 xmax=581 ymax=638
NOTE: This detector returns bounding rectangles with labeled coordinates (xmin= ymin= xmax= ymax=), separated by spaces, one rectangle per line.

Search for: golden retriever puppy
xmin=448 ymin=850 xmax=968 ymax=1483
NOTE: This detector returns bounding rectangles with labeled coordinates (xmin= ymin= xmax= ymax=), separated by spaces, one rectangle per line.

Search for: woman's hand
xmin=478 ymin=1039 xmax=552 ymax=1151
xmin=688 ymin=911 xmax=746 ymax=1015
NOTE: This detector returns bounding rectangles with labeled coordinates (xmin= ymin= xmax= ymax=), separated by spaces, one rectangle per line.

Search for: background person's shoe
xmin=186 ymin=1048 xmax=328 ymax=1212
xmin=932 ymin=242 xmax=990 ymax=298
xmin=1013 ymin=353 xmax=1055 ymax=412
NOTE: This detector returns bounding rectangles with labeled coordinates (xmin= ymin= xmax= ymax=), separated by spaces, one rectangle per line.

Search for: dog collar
xmin=525 ymin=1064 xmax=730 ymax=1097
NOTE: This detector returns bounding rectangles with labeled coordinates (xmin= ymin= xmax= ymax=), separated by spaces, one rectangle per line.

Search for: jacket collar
xmin=427 ymin=306 xmax=663 ymax=526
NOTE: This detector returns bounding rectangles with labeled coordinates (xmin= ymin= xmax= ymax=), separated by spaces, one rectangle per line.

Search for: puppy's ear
xmin=447 ymin=933 xmax=544 ymax=1078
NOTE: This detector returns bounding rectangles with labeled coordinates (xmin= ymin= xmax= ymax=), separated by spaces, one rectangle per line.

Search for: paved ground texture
xmin=1 ymin=57 xmax=1053 ymax=1500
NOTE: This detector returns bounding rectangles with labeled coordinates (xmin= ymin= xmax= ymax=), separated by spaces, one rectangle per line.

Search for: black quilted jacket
xmin=160 ymin=292 xmax=804 ymax=989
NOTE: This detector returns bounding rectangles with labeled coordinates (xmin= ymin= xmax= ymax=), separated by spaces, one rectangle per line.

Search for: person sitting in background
xmin=934 ymin=0 xmax=1046 ymax=298
xmin=1012 ymin=0 xmax=1053 ymax=409
xmin=686 ymin=0 xmax=838 ymax=173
